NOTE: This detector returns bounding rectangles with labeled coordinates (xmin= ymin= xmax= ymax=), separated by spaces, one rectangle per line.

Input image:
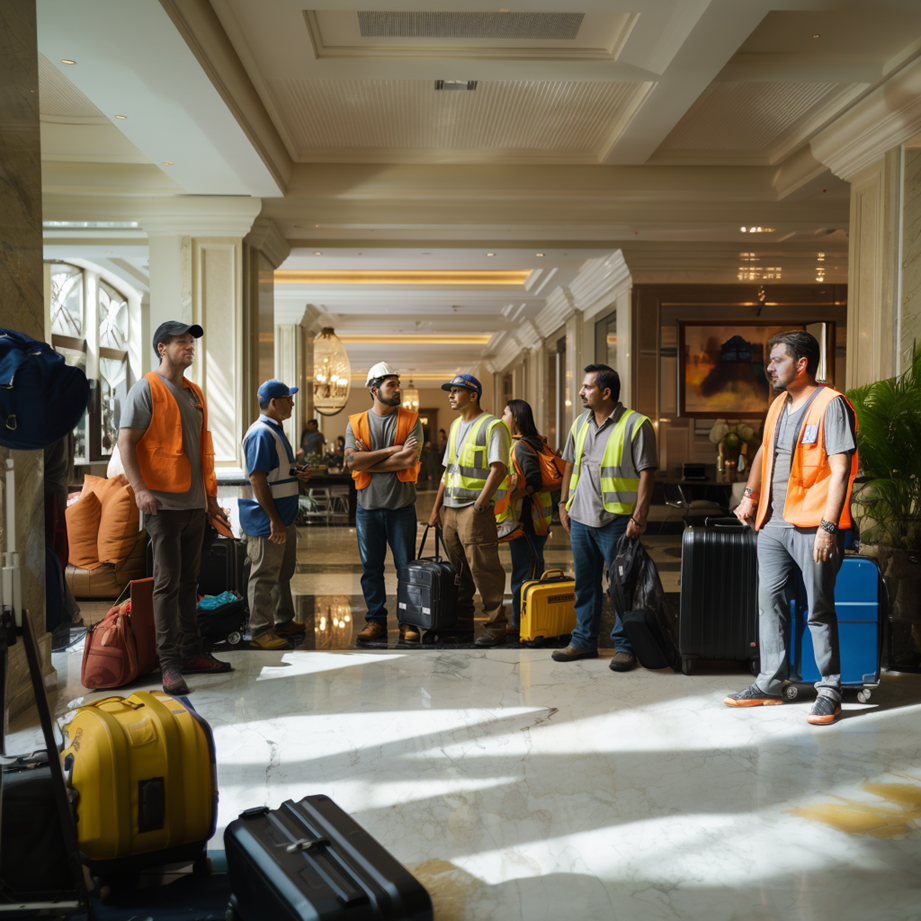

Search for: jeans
xmin=356 ymin=504 xmax=417 ymax=625
xmin=509 ymin=515 xmax=548 ymax=630
xmin=570 ymin=515 xmax=631 ymax=653
xmin=756 ymin=526 xmax=845 ymax=701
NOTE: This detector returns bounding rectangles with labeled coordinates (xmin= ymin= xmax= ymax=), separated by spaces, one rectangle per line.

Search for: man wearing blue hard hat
xmin=240 ymin=380 xmax=311 ymax=649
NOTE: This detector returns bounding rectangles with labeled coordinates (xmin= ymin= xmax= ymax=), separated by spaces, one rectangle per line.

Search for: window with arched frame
xmin=48 ymin=262 xmax=131 ymax=462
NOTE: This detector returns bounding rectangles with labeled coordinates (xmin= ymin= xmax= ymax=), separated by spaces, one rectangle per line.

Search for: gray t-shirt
xmin=562 ymin=404 xmax=658 ymax=529
xmin=120 ymin=374 xmax=207 ymax=512
xmin=441 ymin=414 xmax=511 ymax=509
xmin=345 ymin=412 xmax=423 ymax=511
xmin=765 ymin=394 xmax=856 ymax=528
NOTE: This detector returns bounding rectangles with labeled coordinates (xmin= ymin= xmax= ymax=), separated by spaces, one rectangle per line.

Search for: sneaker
xmin=250 ymin=630 xmax=291 ymax=650
xmin=551 ymin=644 xmax=598 ymax=662
xmin=162 ymin=666 xmax=189 ymax=696
xmin=608 ymin=651 xmax=637 ymax=672
xmin=357 ymin=622 xmax=388 ymax=643
xmin=807 ymin=696 xmax=842 ymax=725
xmin=399 ymin=624 xmax=421 ymax=644
xmin=723 ymin=683 xmax=784 ymax=707
xmin=181 ymin=653 xmax=233 ymax=674
xmin=474 ymin=633 xmax=506 ymax=648
xmin=274 ymin=621 xmax=307 ymax=638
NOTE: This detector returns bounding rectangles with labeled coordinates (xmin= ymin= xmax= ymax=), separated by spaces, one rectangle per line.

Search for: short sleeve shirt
xmin=239 ymin=416 xmax=298 ymax=536
xmin=562 ymin=404 xmax=658 ymax=528
xmin=441 ymin=414 xmax=511 ymax=509
xmin=765 ymin=394 xmax=856 ymax=528
xmin=120 ymin=375 xmax=206 ymax=512
xmin=345 ymin=412 xmax=423 ymax=511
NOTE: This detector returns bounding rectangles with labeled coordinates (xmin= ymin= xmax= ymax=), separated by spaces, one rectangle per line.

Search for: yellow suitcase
xmin=60 ymin=690 xmax=217 ymax=869
xmin=520 ymin=569 xmax=577 ymax=644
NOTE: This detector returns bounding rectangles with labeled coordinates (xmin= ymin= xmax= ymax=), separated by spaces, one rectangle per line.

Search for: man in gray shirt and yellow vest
xmin=346 ymin=362 xmax=423 ymax=645
xmin=118 ymin=321 xmax=233 ymax=696
xmin=556 ymin=364 xmax=658 ymax=667
xmin=727 ymin=331 xmax=858 ymax=725
xmin=428 ymin=374 xmax=512 ymax=646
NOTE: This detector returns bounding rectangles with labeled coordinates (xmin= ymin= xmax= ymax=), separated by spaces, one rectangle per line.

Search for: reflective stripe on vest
xmin=511 ymin=440 xmax=552 ymax=536
xmin=444 ymin=413 xmax=512 ymax=520
xmin=754 ymin=386 xmax=859 ymax=530
xmin=566 ymin=409 xmax=648 ymax=516
xmin=136 ymin=372 xmax=217 ymax=496
xmin=348 ymin=407 xmax=420 ymax=490
xmin=243 ymin=418 xmax=299 ymax=502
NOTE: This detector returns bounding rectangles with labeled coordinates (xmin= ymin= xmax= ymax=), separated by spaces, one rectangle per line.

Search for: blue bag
xmin=0 ymin=329 xmax=90 ymax=450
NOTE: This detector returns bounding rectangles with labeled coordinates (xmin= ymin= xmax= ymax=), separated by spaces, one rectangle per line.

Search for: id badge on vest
xmin=801 ymin=424 xmax=819 ymax=445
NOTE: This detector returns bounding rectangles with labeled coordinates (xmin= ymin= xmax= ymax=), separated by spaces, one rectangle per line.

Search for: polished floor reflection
xmin=14 ymin=503 xmax=921 ymax=921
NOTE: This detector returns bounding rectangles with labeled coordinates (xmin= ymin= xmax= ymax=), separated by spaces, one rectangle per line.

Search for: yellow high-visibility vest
xmin=566 ymin=409 xmax=649 ymax=516
xmin=444 ymin=413 xmax=512 ymax=521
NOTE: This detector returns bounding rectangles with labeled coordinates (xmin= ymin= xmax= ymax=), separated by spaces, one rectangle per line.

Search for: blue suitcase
xmin=785 ymin=554 xmax=881 ymax=703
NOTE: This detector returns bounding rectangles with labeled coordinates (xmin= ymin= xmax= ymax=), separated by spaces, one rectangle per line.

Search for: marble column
xmin=275 ymin=307 xmax=307 ymax=449
xmin=0 ymin=0 xmax=55 ymax=717
xmin=901 ymin=148 xmax=921 ymax=369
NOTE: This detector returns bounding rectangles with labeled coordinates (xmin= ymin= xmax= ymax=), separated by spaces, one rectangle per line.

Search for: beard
xmin=382 ymin=393 xmax=401 ymax=407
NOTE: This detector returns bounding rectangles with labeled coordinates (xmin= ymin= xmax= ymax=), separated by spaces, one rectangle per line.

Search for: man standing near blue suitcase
xmin=555 ymin=364 xmax=658 ymax=668
xmin=727 ymin=331 xmax=858 ymax=725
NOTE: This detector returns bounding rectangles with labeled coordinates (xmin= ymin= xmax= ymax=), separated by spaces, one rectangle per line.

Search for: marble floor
xmin=13 ymin=499 xmax=921 ymax=921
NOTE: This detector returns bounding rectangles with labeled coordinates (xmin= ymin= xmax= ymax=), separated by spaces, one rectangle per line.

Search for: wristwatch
xmin=473 ymin=504 xmax=488 ymax=514
xmin=819 ymin=518 xmax=837 ymax=534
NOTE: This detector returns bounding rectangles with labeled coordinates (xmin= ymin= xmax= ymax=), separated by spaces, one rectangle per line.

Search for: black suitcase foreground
xmin=224 ymin=795 xmax=433 ymax=921
xmin=679 ymin=517 xmax=759 ymax=675
xmin=396 ymin=526 xmax=457 ymax=642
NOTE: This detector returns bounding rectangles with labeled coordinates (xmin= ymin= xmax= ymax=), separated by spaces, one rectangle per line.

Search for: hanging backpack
xmin=520 ymin=440 xmax=567 ymax=491
xmin=0 ymin=329 xmax=90 ymax=450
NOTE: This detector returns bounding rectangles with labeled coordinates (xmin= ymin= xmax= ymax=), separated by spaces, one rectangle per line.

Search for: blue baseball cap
xmin=258 ymin=379 xmax=298 ymax=401
xmin=441 ymin=373 xmax=482 ymax=397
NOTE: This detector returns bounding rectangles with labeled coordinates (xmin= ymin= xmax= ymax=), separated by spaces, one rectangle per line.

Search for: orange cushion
xmin=66 ymin=492 xmax=102 ymax=570
xmin=98 ymin=481 xmax=141 ymax=564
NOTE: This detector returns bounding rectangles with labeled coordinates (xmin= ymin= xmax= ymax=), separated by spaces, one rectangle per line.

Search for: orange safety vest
xmin=136 ymin=372 xmax=217 ymax=497
xmin=755 ymin=386 xmax=858 ymax=530
xmin=511 ymin=439 xmax=552 ymax=536
xmin=348 ymin=407 xmax=420 ymax=490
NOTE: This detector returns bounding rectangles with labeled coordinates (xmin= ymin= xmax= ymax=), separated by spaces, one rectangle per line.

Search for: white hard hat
xmin=366 ymin=361 xmax=398 ymax=386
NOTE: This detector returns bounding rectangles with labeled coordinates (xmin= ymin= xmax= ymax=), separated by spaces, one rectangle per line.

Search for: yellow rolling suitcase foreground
xmin=520 ymin=569 xmax=577 ymax=644
xmin=60 ymin=690 xmax=217 ymax=873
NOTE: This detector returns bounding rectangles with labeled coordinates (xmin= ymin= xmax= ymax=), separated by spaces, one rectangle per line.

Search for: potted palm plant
xmin=846 ymin=347 xmax=921 ymax=664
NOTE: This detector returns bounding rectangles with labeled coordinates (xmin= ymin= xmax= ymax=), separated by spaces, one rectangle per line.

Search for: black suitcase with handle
xmin=678 ymin=517 xmax=759 ymax=675
xmin=396 ymin=527 xmax=457 ymax=642
xmin=224 ymin=795 xmax=433 ymax=921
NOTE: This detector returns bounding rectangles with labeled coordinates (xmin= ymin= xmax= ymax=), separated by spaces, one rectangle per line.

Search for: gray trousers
xmin=145 ymin=508 xmax=207 ymax=670
xmin=756 ymin=525 xmax=846 ymax=701
xmin=245 ymin=523 xmax=298 ymax=637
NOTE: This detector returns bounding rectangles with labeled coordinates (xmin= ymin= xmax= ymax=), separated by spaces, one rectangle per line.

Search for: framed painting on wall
xmin=678 ymin=321 xmax=827 ymax=418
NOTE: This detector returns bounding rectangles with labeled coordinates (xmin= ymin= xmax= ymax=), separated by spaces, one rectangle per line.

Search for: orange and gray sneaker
xmin=249 ymin=630 xmax=291 ymax=650
xmin=723 ymin=683 xmax=784 ymax=707
xmin=806 ymin=696 xmax=841 ymax=725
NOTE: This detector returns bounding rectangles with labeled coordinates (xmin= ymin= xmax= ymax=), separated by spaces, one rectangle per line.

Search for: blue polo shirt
xmin=239 ymin=416 xmax=299 ymax=537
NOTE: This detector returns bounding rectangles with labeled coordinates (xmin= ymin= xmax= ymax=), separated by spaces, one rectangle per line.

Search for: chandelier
xmin=313 ymin=327 xmax=351 ymax=416
xmin=401 ymin=376 xmax=419 ymax=412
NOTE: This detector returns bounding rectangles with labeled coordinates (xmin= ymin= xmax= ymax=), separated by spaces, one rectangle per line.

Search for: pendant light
xmin=313 ymin=327 xmax=351 ymax=416
xmin=402 ymin=375 xmax=420 ymax=412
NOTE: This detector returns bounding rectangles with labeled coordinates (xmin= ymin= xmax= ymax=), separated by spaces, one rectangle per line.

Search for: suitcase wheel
xmin=680 ymin=657 xmax=692 ymax=676
xmin=227 ymin=631 xmax=243 ymax=646
xmin=783 ymin=685 xmax=799 ymax=701
xmin=857 ymin=688 xmax=872 ymax=703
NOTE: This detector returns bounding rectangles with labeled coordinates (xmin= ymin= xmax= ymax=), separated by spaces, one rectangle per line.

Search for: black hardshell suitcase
xmin=397 ymin=527 xmax=457 ymax=642
xmin=198 ymin=537 xmax=249 ymax=599
xmin=224 ymin=795 xmax=433 ymax=921
xmin=678 ymin=517 xmax=759 ymax=675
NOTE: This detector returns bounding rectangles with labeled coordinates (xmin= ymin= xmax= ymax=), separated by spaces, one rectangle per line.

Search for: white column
xmin=275 ymin=304 xmax=308 ymax=449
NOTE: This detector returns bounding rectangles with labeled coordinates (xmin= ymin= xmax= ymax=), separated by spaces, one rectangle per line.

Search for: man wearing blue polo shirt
xmin=240 ymin=380 xmax=311 ymax=649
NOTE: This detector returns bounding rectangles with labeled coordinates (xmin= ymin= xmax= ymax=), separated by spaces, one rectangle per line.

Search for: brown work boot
xmin=275 ymin=621 xmax=307 ymax=638
xmin=357 ymin=621 xmax=388 ymax=643
xmin=250 ymin=630 xmax=290 ymax=650
xmin=399 ymin=623 xmax=421 ymax=644
xmin=608 ymin=651 xmax=637 ymax=672
xmin=551 ymin=644 xmax=598 ymax=662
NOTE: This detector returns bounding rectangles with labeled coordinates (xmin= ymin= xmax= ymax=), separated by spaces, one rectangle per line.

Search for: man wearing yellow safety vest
xmin=346 ymin=361 xmax=424 ymax=645
xmin=555 ymin=364 xmax=658 ymax=667
xmin=428 ymin=374 xmax=512 ymax=646
xmin=726 ymin=331 xmax=858 ymax=725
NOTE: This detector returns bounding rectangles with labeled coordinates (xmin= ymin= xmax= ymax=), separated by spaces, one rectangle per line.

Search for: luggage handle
xmin=705 ymin=517 xmax=747 ymax=529
xmin=417 ymin=524 xmax=445 ymax=562
xmin=537 ymin=569 xmax=566 ymax=582
xmin=287 ymin=835 xmax=329 ymax=853
xmin=80 ymin=695 xmax=144 ymax=711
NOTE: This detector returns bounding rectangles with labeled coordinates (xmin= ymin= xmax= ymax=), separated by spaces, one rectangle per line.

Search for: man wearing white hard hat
xmin=345 ymin=362 xmax=424 ymax=644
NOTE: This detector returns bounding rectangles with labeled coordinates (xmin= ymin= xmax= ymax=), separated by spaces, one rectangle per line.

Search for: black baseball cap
xmin=153 ymin=321 xmax=203 ymax=357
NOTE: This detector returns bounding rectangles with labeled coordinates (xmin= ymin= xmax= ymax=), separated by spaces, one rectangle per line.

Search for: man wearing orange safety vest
xmin=726 ymin=330 xmax=858 ymax=725
xmin=119 ymin=321 xmax=233 ymax=697
xmin=345 ymin=361 xmax=423 ymax=645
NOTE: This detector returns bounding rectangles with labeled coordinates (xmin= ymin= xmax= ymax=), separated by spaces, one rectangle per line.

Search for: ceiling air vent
xmin=435 ymin=80 xmax=477 ymax=91
xmin=357 ymin=12 xmax=584 ymax=41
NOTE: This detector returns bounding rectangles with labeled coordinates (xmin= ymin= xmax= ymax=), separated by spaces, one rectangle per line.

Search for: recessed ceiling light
xmin=486 ymin=252 xmax=495 ymax=257
xmin=314 ymin=252 xmax=322 ymax=256
xmin=813 ymin=33 xmax=820 ymax=38
xmin=536 ymin=253 xmax=545 ymax=257
xmin=61 ymin=59 xmax=76 ymax=65
xmin=740 ymin=227 xmax=747 ymax=232
xmin=163 ymin=161 xmax=173 ymax=165
xmin=104 ymin=250 xmax=113 ymax=255
xmin=115 ymin=114 xmax=127 ymax=119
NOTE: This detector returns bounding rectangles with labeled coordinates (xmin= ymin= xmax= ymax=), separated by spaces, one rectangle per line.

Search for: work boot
xmin=358 ymin=622 xmax=388 ymax=643
xmin=250 ymin=630 xmax=291 ymax=650
xmin=551 ymin=644 xmax=598 ymax=662
xmin=608 ymin=651 xmax=637 ymax=672
xmin=474 ymin=633 xmax=506 ymax=647
xmin=162 ymin=666 xmax=189 ymax=696
xmin=399 ymin=623 xmax=421 ymax=644
xmin=275 ymin=621 xmax=307 ymax=638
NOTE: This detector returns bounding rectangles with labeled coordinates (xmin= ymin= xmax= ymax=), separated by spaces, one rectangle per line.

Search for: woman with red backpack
xmin=501 ymin=399 xmax=565 ymax=641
